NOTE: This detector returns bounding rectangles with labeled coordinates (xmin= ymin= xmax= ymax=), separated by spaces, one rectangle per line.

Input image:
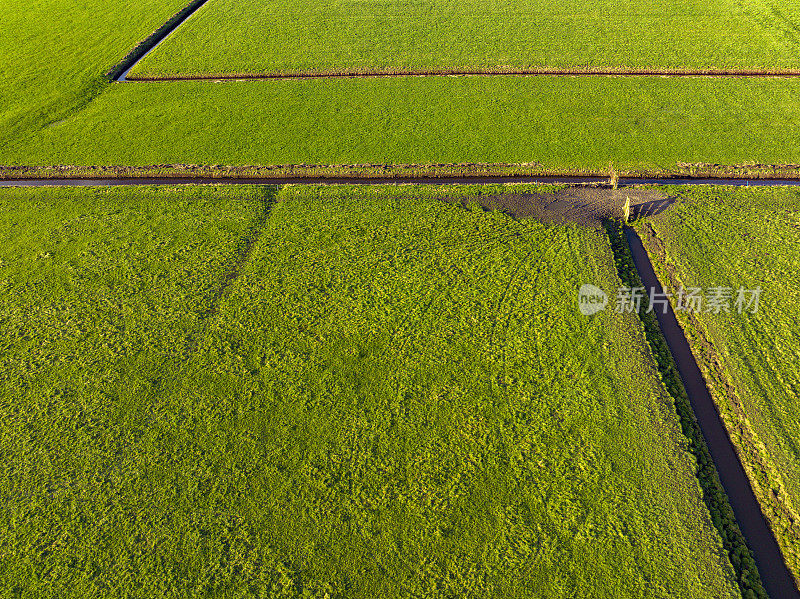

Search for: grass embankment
xmin=636 ymin=186 xmax=800 ymax=583
xmin=0 ymin=184 xmax=738 ymax=597
xmin=129 ymin=0 xmax=800 ymax=77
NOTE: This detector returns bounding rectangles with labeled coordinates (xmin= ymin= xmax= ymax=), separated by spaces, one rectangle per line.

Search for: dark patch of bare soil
xmin=445 ymin=186 xmax=675 ymax=228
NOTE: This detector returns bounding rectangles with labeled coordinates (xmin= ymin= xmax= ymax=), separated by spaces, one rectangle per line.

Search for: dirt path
xmin=626 ymin=227 xmax=800 ymax=599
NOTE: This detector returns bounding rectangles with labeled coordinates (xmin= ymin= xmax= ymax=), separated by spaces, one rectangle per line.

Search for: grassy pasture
xmin=0 ymin=184 xmax=739 ymax=597
xmin=638 ymin=186 xmax=800 ymax=581
xmin=2 ymin=0 xmax=800 ymax=176
xmin=0 ymin=0 xmax=187 ymax=150
xmin=130 ymin=0 xmax=800 ymax=77
xmin=5 ymin=76 xmax=800 ymax=177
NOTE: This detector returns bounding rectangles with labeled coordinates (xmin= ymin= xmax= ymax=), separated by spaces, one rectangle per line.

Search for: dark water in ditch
xmin=625 ymin=227 xmax=800 ymax=599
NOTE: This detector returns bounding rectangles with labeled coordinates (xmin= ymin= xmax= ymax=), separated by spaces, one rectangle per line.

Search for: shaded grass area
xmin=637 ymin=186 xmax=800 ymax=582
xmin=108 ymin=0 xmax=210 ymax=81
xmin=0 ymin=184 xmax=739 ymax=597
xmin=130 ymin=0 xmax=800 ymax=77
xmin=0 ymin=0 xmax=187 ymax=150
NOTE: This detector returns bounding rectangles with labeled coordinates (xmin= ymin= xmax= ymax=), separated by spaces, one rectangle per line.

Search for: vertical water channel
xmin=624 ymin=227 xmax=799 ymax=599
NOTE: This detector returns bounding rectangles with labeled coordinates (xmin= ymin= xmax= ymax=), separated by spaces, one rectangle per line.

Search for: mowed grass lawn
xmin=131 ymin=0 xmax=800 ymax=77
xmin=639 ymin=186 xmax=800 ymax=581
xmin=0 ymin=184 xmax=738 ymax=597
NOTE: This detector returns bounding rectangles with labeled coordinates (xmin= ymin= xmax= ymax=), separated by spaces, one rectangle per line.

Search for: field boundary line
xmin=639 ymin=221 xmax=800 ymax=579
xmin=109 ymin=0 xmax=210 ymax=81
xmin=4 ymin=162 xmax=800 ymax=183
xmin=124 ymin=68 xmax=800 ymax=81
xmin=7 ymin=176 xmax=800 ymax=188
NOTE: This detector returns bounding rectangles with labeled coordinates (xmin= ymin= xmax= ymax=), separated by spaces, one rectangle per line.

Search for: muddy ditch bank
xmin=442 ymin=186 xmax=672 ymax=228
xmin=124 ymin=68 xmax=800 ymax=82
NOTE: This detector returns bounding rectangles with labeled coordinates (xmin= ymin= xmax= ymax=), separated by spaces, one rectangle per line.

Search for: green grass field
xmin=637 ymin=186 xmax=800 ymax=580
xmin=0 ymin=0 xmax=187 ymax=153
xmin=3 ymin=0 xmax=800 ymax=595
xmin=0 ymin=184 xmax=739 ymax=597
xmin=5 ymin=76 xmax=800 ymax=176
xmin=2 ymin=0 xmax=800 ymax=176
xmin=130 ymin=0 xmax=800 ymax=77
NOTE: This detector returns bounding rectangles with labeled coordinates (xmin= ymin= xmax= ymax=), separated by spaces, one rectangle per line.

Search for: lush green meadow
xmin=131 ymin=0 xmax=800 ymax=77
xmin=2 ymin=0 xmax=800 ymax=175
xmin=5 ymin=75 xmax=800 ymax=175
xmin=639 ymin=186 xmax=800 ymax=580
xmin=0 ymin=184 xmax=739 ymax=597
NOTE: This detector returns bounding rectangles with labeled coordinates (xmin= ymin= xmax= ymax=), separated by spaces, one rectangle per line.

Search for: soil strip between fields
xmin=625 ymin=227 xmax=800 ymax=599
xmin=123 ymin=68 xmax=800 ymax=82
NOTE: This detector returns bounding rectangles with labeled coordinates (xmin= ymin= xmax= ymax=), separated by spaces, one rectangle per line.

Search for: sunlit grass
xmin=131 ymin=0 xmax=800 ymax=76
xmin=0 ymin=184 xmax=739 ymax=597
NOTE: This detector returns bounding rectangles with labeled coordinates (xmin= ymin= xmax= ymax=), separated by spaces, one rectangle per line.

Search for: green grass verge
xmin=635 ymin=186 xmax=800 ymax=583
xmin=0 ymin=184 xmax=739 ymax=597
xmin=129 ymin=0 xmax=800 ymax=77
